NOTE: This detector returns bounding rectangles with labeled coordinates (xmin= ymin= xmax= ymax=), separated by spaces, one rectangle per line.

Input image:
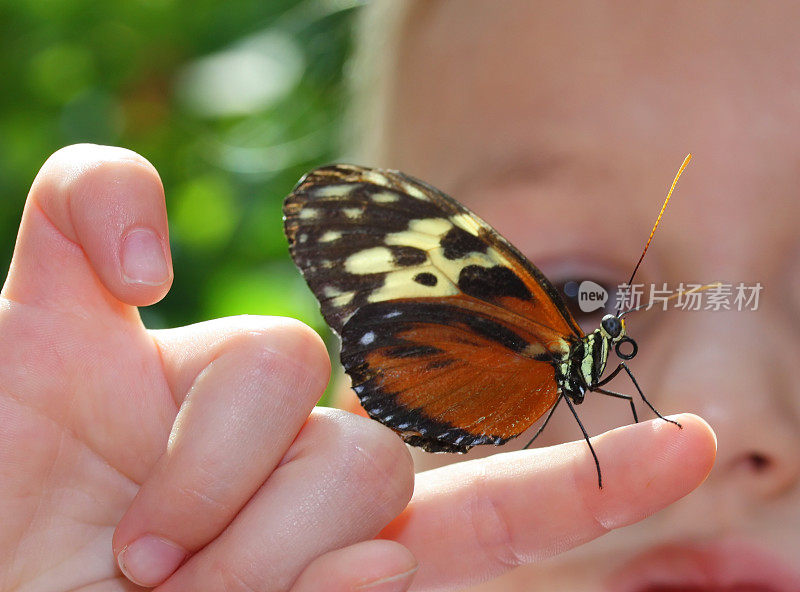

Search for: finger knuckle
xmin=221 ymin=316 xmax=331 ymax=394
xmin=329 ymin=412 xmax=415 ymax=517
xmin=213 ymin=559 xmax=264 ymax=592
xmin=468 ymin=468 xmax=526 ymax=571
xmin=174 ymin=477 xmax=236 ymax=519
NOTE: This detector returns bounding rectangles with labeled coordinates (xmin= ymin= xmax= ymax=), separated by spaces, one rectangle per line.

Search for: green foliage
xmin=0 ymin=0 xmax=358 ymax=349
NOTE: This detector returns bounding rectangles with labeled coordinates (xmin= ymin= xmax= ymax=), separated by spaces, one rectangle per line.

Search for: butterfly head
xmin=600 ymin=314 xmax=639 ymax=361
xmin=600 ymin=314 xmax=625 ymax=342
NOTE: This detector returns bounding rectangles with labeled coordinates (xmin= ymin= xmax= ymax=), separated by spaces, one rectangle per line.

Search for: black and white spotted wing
xmin=283 ymin=164 xmax=582 ymax=339
xmin=283 ymin=164 xmax=588 ymax=453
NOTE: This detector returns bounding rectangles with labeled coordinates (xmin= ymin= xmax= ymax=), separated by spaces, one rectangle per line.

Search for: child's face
xmin=341 ymin=1 xmax=800 ymax=589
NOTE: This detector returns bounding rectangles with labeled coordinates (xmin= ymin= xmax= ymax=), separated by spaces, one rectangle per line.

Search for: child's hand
xmin=0 ymin=145 xmax=716 ymax=592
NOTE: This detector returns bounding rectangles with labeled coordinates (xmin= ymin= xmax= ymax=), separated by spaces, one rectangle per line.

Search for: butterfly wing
xmin=340 ymin=297 xmax=564 ymax=451
xmin=284 ymin=164 xmax=584 ymax=451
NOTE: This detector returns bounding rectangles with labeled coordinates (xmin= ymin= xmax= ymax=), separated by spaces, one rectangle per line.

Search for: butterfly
xmin=283 ymin=158 xmax=692 ymax=487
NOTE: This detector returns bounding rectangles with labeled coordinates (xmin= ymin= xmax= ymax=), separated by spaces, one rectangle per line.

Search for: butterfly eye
xmin=601 ymin=314 xmax=622 ymax=338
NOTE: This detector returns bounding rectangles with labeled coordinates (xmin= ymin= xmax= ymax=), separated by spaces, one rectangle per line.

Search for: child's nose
xmin=653 ymin=308 xmax=800 ymax=500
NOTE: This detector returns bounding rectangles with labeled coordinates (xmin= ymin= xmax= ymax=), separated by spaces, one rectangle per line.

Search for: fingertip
xmin=662 ymin=413 xmax=717 ymax=478
xmin=671 ymin=412 xmax=717 ymax=455
xmin=116 ymin=534 xmax=187 ymax=588
xmin=65 ymin=150 xmax=172 ymax=306
xmin=220 ymin=316 xmax=332 ymax=397
xmin=583 ymin=413 xmax=717 ymax=530
xmin=11 ymin=144 xmax=172 ymax=309
xmin=263 ymin=316 xmax=332 ymax=385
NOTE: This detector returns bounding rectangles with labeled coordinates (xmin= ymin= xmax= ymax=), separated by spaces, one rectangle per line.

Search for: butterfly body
xmin=566 ymin=320 xmax=630 ymax=403
xmin=283 ymin=162 xmax=684 ymax=487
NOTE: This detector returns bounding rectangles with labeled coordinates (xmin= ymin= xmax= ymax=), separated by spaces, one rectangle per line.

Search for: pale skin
xmin=10 ymin=1 xmax=800 ymax=591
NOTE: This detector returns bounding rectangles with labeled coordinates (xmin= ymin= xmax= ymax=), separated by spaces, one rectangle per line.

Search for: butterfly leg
xmin=618 ymin=362 xmax=681 ymax=428
xmin=593 ymin=362 xmax=624 ymax=387
xmin=564 ymin=395 xmax=603 ymax=489
xmin=522 ymin=394 xmax=563 ymax=450
xmin=591 ymin=387 xmax=639 ymax=423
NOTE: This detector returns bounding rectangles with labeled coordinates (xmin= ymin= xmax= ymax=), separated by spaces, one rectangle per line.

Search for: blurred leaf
xmin=60 ymin=90 xmax=124 ymax=144
xmin=29 ymin=43 xmax=96 ymax=104
xmin=171 ymin=174 xmax=238 ymax=250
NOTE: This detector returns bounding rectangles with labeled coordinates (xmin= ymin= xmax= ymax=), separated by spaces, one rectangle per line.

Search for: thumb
xmin=2 ymin=144 xmax=173 ymax=312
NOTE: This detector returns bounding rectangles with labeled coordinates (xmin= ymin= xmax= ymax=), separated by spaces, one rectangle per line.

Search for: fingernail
xmin=117 ymin=535 xmax=187 ymax=587
xmin=356 ymin=565 xmax=418 ymax=591
xmin=121 ymin=228 xmax=170 ymax=285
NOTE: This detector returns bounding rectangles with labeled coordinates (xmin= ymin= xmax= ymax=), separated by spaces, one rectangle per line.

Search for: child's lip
xmin=604 ymin=539 xmax=800 ymax=592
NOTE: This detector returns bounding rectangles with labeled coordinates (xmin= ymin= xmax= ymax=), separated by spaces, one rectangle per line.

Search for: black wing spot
xmin=441 ymin=226 xmax=489 ymax=260
xmin=458 ymin=265 xmax=533 ymax=301
xmin=391 ymin=245 xmax=428 ymax=267
xmin=414 ymin=272 xmax=438 ymax=286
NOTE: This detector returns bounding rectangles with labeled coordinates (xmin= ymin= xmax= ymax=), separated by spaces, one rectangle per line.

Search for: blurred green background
xmin=0 ymin=0 xmax=360 ymax=339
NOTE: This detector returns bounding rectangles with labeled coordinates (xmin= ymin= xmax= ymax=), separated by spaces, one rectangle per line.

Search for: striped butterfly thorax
xmin=284 ymin=160 xmax=690 ymax=486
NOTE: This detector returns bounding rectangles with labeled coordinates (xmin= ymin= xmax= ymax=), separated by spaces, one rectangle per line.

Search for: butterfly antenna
xmin=616 ymin=154 xmax=692 ymax=316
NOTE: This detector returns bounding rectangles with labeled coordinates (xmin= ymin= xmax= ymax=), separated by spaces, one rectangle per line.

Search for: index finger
xmin=380 ymin=413 xmax=716 ymax=591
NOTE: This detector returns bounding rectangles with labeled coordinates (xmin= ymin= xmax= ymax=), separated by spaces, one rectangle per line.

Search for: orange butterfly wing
xmin=340 ymin=296 xmax=568 ymax=451
xmin=284 ymin=165 xmax=583 ymax=451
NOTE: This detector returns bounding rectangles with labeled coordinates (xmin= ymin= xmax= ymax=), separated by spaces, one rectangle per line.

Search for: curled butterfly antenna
xmin=616 ymin=153 xmax=692 ymax=316
xmin=619 ymin=281 xmax=723 ymax=318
